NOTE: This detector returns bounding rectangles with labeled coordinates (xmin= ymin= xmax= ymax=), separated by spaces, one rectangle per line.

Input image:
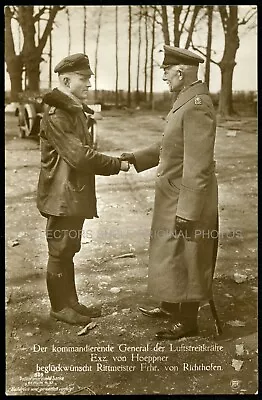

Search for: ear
xmin=63 ymin=76 xmax=70 ymax=87
xmin=178 ymin=70 xmax=183 ymax=81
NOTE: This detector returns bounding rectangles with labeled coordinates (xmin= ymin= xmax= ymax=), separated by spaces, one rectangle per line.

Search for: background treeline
xmin=5 ymin=6 xmax=257 ymax=117
xmin=5 ymin=89 xmax=257 ymax=116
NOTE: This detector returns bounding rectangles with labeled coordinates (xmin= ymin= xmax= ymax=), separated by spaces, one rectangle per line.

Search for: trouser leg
xmin=45 ymin=215 xmax=84 ymax=312
xmin=161 ymin=301 xmax=180 ymax=319
xmin=180 ymin=302 xmax=200 ymax=328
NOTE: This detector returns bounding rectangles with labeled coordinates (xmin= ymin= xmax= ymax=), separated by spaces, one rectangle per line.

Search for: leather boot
xmin=46 ymin=271 xmax=65 ymax=312
xmin=63 ymin=263 xmax=101 ymax=318
xmin=180 ymin=301 xmax=199 ymax=329
xmin=46 ymin=272 xmax=91 ymax=325
xmin=161 ymin=302 xmax=181 ymax=321
xmin=50 ymin=308 xmax=91 ymax=325
xmin=138 ymin=302 xmax=180 ymax=320
xmin=155 ymin=302 xmax=199 ymax=340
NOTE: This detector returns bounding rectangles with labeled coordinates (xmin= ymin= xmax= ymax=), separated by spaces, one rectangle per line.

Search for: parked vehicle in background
xmin=14 ymin=91 xmax=100 ymax=149
xmin=15 ymin=93 xmax=47 ymax=139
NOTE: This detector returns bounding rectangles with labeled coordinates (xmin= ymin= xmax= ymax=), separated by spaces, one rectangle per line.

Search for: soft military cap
xmin=54 ymin=53 xmax=94 ymax=75
xmin=161 ymin=45 xmax=204 ymax=67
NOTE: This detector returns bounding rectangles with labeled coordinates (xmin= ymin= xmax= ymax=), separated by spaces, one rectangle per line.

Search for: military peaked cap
xmin=161 ymin=45 xmax=204 ymax=67
xmin=54 ymin=53 xmax=94 ymax=75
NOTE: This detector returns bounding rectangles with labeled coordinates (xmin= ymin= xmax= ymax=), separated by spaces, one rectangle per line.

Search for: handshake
xmin=119 ymin=153 xmax=136 ymax=172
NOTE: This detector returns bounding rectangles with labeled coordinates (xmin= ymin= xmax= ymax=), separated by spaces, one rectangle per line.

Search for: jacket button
xmin=162 ymin=133 xmax=165 ymax=136
xmin=157 ymin=173 xmax=161 ymax=177
xmin=160 ymin=146 xmax=162 ymax=151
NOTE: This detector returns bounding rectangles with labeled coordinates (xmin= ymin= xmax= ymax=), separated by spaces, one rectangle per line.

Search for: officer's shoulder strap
xmin=194 ymin=95 xmax=203 ymax=106
xmin=48 ymin=106 xmax=57 ymax=115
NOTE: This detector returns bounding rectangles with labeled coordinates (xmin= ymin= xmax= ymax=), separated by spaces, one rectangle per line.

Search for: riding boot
xmin=63 ymin=262 xmax=101 ymax=318
xmin=46 ymin=271 xmax=65 ymax=312
xmin=46 ymin=271 xmax=91 ymax=325
xmin=161 ymin=302 xmax=181 ymax=321
xmin=180 ymin=301 xmax=200 ymax=329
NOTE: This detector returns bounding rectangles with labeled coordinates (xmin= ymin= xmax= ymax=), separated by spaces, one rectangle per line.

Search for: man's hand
xmin=175 ymin=216 xmax=195 ymax=239
xmin=93 ymin=111 xmax=103 ymax=120
xmin=120 ymin=160 xmax=130 ymax=172
xmin=120 ymin=153 xmax=136 ymax=164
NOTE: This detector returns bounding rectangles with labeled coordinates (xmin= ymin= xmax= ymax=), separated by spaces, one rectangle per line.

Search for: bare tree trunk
xmin=19 ymin=6 xmax=41 ymax=92
xmin=37 ymin=6 xmax=40 ymax=46
xmin=161 ymin=6 xmax=170 ymax=45
xmin=144 ymin=6 xmax=149 ymax=101
xmin=149 ymin=7 xmax=156 ymax=108
xmin=127 ymin=6 xmax=132 ymax=107
xmin=219 ymin=67 xmax=236 ymax=116
xmin=136 ymin=9 xmax=142 ymax=106
xmin=173 ymin=6 xmax=182 ymax=46
xmin=205 ymin=6 xmax=213 ymax=88
xmin=83 ymin=6 xmax=87 ymax=53
xmin=6 ymin=6 xmax=64 ymax=95
xmin=218 ymin=6 xmax=239 ymax=116
xmin=94 ymin=6 xmax=103 ymax=102
xmin=17 ymin=19 xmax=26 ymax=91
xmin=8 ymin=61 xmax=24 ymax=100
xmin=66 ymin=7 xmax=71 ymax=56
xmin=5 ymin=6 xmax=23 ymax=101
xmin=21 ymin=6 xmax=64 ymax=92
xmin=48 ymin=7 xmax=52 ymax=89
xmin=115 ymin=6 xmax=119 ymax=107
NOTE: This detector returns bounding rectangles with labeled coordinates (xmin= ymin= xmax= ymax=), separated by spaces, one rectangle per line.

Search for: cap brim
xmin=160 ymin=64 xmax=172 ymax=69
xmin=75 ymin=68 xmax=94 ymax=76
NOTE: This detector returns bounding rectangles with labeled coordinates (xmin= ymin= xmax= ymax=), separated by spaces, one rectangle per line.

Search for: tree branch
xmin=155 ymin=18 xmax=163 ymax=26
xmin=8 ymin=6 xmax=15 ymax=17
xmin=180 ymin=6 xmax=190 ymax=33
xmin=37 ymin=6 xmax=65 ymax=54
xmin=184 ymin=6 xmax=202 ymax=49
xmin=150 ymin=5 xmax=161 ymax=17
xmin=191 ymin=42 xmax=219 ymax=66
xmin=238 ymin=9 xmax=257 ymax=26
xmin=33 ymin=6 xmax=47 ymax=23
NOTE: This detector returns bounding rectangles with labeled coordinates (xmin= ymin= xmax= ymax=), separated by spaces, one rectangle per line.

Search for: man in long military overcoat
xmin=37 ymin=53 xmax=129 ymax=325
xmin=121 ymin=45 xmax=218 ymax=340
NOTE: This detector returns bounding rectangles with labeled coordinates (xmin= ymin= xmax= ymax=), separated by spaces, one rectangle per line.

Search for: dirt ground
xmin=5 ymin=110 xmax=258 ymax=395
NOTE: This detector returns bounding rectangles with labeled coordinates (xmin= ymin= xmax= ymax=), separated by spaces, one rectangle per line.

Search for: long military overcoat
xmin=37 ymin=89 xmax=121 ymax=218
xmin=133 ymin=82 xmax=218 ymax=303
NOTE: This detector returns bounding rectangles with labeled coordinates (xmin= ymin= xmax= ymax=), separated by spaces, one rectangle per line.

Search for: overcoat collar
xmin=42 ymin=88 xmax=93 ymax=114
xmin=172 ymin=81 xmax=209 ymax=113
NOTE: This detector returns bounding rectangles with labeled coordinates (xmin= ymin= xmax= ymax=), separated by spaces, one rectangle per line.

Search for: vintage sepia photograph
xmin=5 ymin=5 xmax=257 ymax=395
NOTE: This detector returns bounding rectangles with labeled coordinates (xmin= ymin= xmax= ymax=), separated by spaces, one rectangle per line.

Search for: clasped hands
xmin=175 ymin=216 xmax=195 ymax=240
xmin=119 ymin=152 xmax=136 ymax=172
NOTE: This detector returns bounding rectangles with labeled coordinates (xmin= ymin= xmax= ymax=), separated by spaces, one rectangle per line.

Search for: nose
xmin=162 ymin=74 xmax=167 ymax=82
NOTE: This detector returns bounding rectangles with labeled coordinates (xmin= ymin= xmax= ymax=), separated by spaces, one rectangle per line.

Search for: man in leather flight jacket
xmin=37 ymin=53 xmax=129 ymax=325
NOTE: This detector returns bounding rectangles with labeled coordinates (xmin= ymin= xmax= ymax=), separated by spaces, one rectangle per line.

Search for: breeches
xmin=45 ymin=215 xmax=85 ymax=274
